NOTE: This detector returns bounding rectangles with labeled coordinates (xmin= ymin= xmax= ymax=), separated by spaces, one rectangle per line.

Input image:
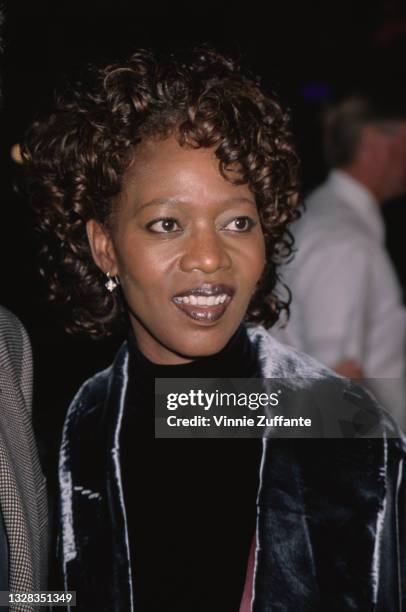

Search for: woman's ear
xmin=86 ymin=219 xmax=118 ymax=275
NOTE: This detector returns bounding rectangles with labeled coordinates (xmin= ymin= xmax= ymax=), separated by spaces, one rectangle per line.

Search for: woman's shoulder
xmin=248 ymin=325 xmax=338 ymax=382
xmin=249 ymin=325 xmax=406 ymax=448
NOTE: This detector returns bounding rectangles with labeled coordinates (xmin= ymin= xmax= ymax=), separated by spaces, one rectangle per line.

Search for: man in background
xmin=274 ymin=95 xmax=406 ymax=426
xmin=0 ymin=7 xmax=48 ymax=607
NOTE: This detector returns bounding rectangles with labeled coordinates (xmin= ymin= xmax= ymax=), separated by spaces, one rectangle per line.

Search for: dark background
xmin=1 ymin=0 xmax=406 ymax=469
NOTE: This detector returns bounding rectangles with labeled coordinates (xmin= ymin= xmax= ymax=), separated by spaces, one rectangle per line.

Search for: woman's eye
xmin=224 ymin=216 xmax=255 ymax=232
xmin=146 ymin=218 xmax=181 ymax=233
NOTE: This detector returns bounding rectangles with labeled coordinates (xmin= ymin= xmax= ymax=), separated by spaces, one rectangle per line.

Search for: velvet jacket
xmin=58 ymin=326 xmax=406 ymax=611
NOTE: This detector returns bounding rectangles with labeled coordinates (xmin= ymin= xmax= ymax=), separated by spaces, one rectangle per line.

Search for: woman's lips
xmin=172 ymin=284 xmax=234 ymax=324
xmin=172 ymin=296 xmax=233 ymax=323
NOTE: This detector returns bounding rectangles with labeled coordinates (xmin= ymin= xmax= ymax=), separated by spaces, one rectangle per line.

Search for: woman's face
xmin=87 ymin=136 xmax=266 ymax=364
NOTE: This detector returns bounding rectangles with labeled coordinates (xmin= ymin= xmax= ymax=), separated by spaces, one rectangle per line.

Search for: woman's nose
xmin=180 ymin=229 xmax=232 ymax=274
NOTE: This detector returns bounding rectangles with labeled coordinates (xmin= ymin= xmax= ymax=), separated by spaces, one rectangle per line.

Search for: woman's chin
xmin=169 ymin=330 xmax=236 ymax=360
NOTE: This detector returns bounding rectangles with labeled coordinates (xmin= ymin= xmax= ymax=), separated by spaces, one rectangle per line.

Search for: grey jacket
xmin=0 ymin=306 xmax=47 ymax=609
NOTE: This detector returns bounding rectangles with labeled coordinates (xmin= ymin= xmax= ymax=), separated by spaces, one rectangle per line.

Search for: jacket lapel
xmin=60 ymin=343 xmax=133 ymax=612
xmin=102 ymin=346 xmax=134 ymax=611
xmin=253 ymin=439 xmax=320 ymax=610
xmin=251 ymin=329 xmax=388 ymax=610
xmin=253 ymin=437 xmax=387 ymax=610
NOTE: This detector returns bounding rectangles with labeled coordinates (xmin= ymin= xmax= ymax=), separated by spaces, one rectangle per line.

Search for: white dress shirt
xmin=273 ymin=170 xmax=406 ymax=424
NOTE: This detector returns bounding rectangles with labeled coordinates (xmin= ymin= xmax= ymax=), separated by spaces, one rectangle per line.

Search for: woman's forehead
xmin=122 ymin=136 xmax=252 ymax=206
xmin=130 ymin=135 xmax=215 ymax=170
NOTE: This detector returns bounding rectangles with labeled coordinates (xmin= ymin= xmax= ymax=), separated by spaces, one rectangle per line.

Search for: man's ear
xmin=86 ymin=219 xmax=118 ymax=275
xmin=362 ymin=125 xmax=390 ymax=162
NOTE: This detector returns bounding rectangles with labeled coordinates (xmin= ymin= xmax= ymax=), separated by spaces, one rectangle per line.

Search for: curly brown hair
xmin=23 ymin=46 xmax=300 ymax=338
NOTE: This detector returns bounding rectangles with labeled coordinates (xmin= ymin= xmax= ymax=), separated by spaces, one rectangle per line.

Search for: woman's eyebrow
xmin=137 ymin=197 xmax=185 ymax=212
xmin=137 ymin=196 xmax=256 ymax=212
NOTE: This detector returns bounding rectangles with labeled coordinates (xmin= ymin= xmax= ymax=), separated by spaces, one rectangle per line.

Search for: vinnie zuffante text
xmin=167 ymin=414 xmax=312 ymax=428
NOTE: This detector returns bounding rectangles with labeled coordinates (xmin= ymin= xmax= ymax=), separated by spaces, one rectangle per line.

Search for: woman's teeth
xmin=173 ymin=294 xmax=228 ymax=306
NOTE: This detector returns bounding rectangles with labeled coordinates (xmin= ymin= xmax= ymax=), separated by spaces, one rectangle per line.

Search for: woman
xmin=23 ymin=48 xmax=405 ymax=611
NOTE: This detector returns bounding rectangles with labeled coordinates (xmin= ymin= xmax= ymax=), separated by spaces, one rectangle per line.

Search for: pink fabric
xmin=239 ymin=535 xmax=256 ymax=612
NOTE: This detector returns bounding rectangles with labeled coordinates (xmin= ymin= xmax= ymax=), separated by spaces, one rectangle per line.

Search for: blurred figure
xmin=0 ymin=8 xmax=48 ymax=607
xmin=274 ymin=95 xmax=406 ymax=425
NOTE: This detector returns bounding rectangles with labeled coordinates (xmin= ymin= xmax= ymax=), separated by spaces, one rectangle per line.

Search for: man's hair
xmin=323 ymin=95 xmax=406 ymax=168
xmin=23 ymin=46 xmax=300 ymax=338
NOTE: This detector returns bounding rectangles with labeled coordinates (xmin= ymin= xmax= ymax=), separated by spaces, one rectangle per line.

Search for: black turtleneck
xmin=120 ymin=325 xmax=262 ymax=612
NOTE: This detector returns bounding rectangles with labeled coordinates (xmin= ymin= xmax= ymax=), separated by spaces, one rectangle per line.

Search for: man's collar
xmin=328 ymin=169 xmax=384 ymax=243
